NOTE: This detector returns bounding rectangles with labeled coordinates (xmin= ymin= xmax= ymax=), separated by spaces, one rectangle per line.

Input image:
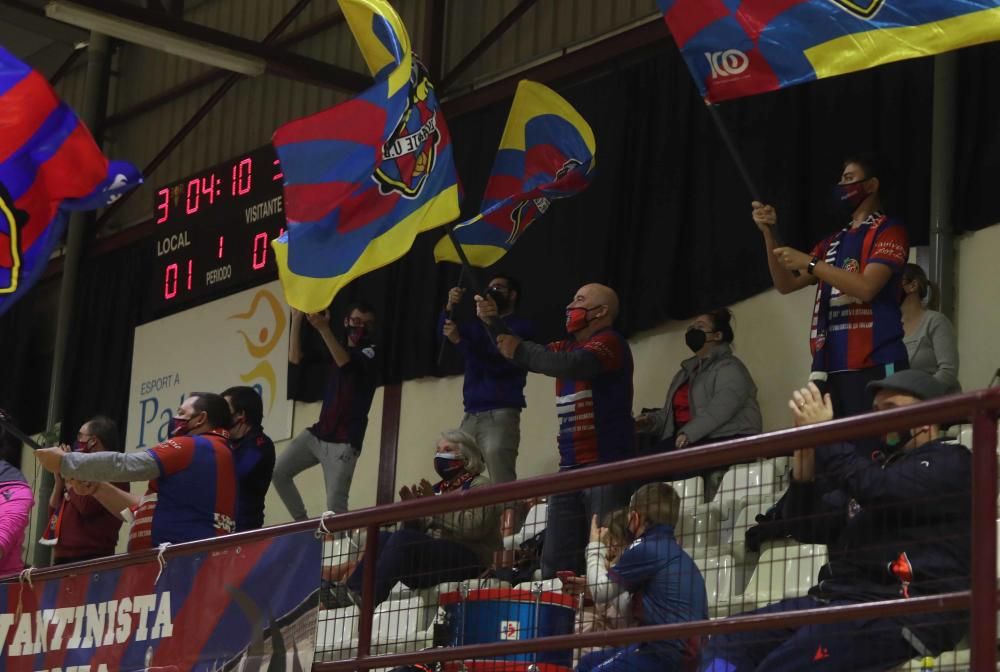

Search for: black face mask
xmin=685 ymin=328 xmax=708 ymax=353
xmin=833 ymin=180 xmax=870 ymax=215
xmin=487 ymin=286 xmax=510 ymax=313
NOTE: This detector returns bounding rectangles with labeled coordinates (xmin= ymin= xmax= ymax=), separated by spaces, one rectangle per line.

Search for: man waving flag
xmin=658 ymin=0 xmax=1000 ymax=102
xmin=271 ymin=0 xmax=460 ymax=313
xmin=0 ymin=45 xmax=142 ymax=317
xmin=434 ymin=80 xmax=595 ymax=268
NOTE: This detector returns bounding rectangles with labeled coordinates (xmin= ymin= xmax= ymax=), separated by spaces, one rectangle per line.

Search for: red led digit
xmin=231 ymin=163 xmax=237 ymax=197
xmin=273 ymin=159 xmax=283 ymax=182
xmin=187 ymin=259 xmax=193 ymax=291
xmin=252 ymin=232 xmax=268 ymax=270
xmin=237 ymin=158 xmax=252 ymax=195
xmin=201 ymin=175 xmax=216 ymax=205
xmin=218 ymin=235 xmax=224 ymax=259
xmin=185 ymin=178 xmax=200 ymax=215
xmin=156 ymin=188 xmax=170 ymax=224
xmin=164 ymin=263 xmax=178 ymax=299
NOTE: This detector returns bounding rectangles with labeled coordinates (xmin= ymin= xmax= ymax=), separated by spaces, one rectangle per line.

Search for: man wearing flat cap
xmin=701 ymin=370 xmax=970 ymax=672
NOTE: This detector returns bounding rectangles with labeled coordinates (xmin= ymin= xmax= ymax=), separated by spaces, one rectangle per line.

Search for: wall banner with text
xmin=0 ymin=530 xmax=320 ymax=671
xmin=127 ymin=280 xmax=293 ymax=451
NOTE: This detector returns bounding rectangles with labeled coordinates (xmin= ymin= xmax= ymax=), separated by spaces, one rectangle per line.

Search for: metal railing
xmin=8 ymin=387 xmax=999 ymax=670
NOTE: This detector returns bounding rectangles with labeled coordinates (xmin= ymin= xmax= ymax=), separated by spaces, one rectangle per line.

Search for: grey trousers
xmin=272 ymin=430 xmax=358 ymax=520
xmin=460 ymin=408 xmax=521 ymax=483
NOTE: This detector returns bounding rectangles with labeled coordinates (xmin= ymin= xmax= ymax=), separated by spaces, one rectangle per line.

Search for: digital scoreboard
xmin=149 ymin=143 xmax=287 ymax=317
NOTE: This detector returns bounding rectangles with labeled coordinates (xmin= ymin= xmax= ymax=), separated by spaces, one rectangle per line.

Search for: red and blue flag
xmin=0 ymin=45 xmax=142 ymax=317
xmin=434 ymin=80 xmax=595 ymax=268
xmin=658 ymin=0 xmax=1000 ymax=102
xmin=271 ymin=0 xmax=460 ymax=313
xmin=0 ymin=531 xmax=320 ymax=670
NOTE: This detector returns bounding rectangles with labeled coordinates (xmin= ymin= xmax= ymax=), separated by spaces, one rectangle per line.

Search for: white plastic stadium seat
xmin=703 ymin=461 xmax=778 ymax=523
xmin=504 ymin=502 xmax=548 ymax=550
xmin=694 ymin=554 xmax=734 ymax=617
xmin=316 ymin=605 xmax=359 ymax=658
xmin=726 ymin=541 xmax=827 ymax=613
xmin=372 ymin=596 xmax=431 ymax=652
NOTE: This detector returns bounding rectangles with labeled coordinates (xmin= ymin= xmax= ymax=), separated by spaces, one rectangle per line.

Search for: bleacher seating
xmin=719 ymin=541 xmax=828 ymax=616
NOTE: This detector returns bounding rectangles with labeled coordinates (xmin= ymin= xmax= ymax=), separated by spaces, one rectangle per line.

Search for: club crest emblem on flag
xmin=375 ymin=62 xmax=441 ymax=198
xmin=831 ymin=0 xmax=886 ymax=18
xmin=433 ymin=80 xmax=595 ymax=268
xmin=0 ymin=183 xmax=26 ymax=294
xmin=507 ymin=157 xmax=583 ymax=244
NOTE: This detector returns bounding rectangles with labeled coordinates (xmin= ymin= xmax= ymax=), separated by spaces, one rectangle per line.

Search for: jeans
xmin=460 ymin=408 xmax=521 ymax=483
xmin=346 ymin=529 xmax=483 ymax=605
xmin=541 ymin=476 xmax=633 ymax=578
xmin=272 ymin=430 xmax=358 ymax=520
xmin=578 ymin=644 xmax=680 ymax=672
xmin=700 ymin=596 xmax=920 ymax=672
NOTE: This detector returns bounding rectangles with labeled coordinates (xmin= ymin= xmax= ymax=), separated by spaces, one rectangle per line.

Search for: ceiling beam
xmin=46 ymin=0 xmax=370 ymax=93
xmin=440 ymin=0 xmax=539 ymax=92
xmin=104 ymin=8 xmax=348 ymax=128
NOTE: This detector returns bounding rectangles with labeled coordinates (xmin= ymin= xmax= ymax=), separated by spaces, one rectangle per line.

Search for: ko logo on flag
xmin=705 ymin=49 xmax=750 ymax=79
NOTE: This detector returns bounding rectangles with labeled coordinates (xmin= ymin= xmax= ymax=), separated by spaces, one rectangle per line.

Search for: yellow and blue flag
xmin=0 ymin=45 xmax=141 ymax=317
xmin=658 ymin=0 xmax=1000 ymax=102
xmin=271 ymin=0 xmax=460 ymax=313
xmin=434 ymin=80 xmax=595 ymax=268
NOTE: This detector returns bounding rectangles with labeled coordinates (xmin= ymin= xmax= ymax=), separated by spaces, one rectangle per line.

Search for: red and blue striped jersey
xmin=809 ymin=214 xmax=909 ymax=373
xmin=309 ymin=343 xmax=378 ymax=449
xmin=129 ymin=430 xmax=237 ymax=551
xmin=549 ymin=329 xmax=635 ymax=468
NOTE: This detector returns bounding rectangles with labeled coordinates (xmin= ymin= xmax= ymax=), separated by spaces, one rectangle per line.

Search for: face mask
xmin=685 ymin=328 xmax=708 ymax=353
xmin=434 ymin=453 xmax=466 ymax=480
xmin=487 ymin=286 xmax=510 ymax=313
xmin=565 ymin=306 xmax=597 ymax=334
xmin=833 ymin=180 xmax=870 ymax=214
xmin=170 ymin=415 xmax=192 ymax=437
xmin=883 ymin=426 xmax=926 ymax=450
xmin=345 ymin=325 xmax=368 ymax=344
xmin=625 ymin=512 xmax=640 ymax=543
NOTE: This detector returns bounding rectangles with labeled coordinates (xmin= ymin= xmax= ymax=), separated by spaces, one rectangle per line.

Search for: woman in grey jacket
xmin=900 ymin=263 xmax=960 ymax=393
xmin=636 ymin=309 xmax=762 ymax=495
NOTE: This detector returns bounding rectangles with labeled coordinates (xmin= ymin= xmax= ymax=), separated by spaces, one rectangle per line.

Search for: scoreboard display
xmin=149 ymin=143 xmax=286 ymax=317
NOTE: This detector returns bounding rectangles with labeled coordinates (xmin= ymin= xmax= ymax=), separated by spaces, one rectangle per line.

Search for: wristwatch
xmin=807 ymin=256 xmax=820 ymax=275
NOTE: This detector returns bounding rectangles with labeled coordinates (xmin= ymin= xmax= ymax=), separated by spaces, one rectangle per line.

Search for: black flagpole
xmin=443 ymin=225 xmax=510 ymax=338
xmin=437 ymin=264 xmax=466 ymax=366
xmin=0 ymin=412 xmax=42 ymax=451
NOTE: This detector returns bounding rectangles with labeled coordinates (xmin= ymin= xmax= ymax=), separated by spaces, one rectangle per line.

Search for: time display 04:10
xmin=150 ymin=144 xmax=287 ymax=314
xmin=155 ymin=155 xmax=283 ymax=224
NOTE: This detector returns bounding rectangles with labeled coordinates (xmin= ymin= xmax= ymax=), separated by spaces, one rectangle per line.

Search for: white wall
xmin=954 ymin=224 xmax=1000 ymax=392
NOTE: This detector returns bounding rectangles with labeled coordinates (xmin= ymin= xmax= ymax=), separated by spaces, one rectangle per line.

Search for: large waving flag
xmin=0 ymin=45 xmax=142 ymax=317
xmin=658 ymin=0 xmax=1000 ymax=102
xmin=434 ymin=80 xmax=595 ymax=267
xmin=271 ymin=0 xmax=460 ymax=313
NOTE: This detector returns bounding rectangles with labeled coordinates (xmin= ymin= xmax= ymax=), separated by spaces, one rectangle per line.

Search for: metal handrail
xmin=6 ymin=388 xmax=999 ymax=669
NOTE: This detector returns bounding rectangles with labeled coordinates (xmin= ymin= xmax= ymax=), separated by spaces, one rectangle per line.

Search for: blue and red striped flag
xmin=434 ymin=80 xmax=595 ymax=268
xmin=271 ymin=0 xmax=460 ymax=313
xmin=0 ymin=45 xmax=142 ymax=317
xmin=658 ymin=0 xmax=1000 ymax=102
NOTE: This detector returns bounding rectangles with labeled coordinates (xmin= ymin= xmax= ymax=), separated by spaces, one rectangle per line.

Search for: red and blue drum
xmin=439 ymin=586 xmax=576 ymax=671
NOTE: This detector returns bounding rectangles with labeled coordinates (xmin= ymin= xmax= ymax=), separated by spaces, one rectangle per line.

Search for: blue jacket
xmin=439 ymin=312 xmax=535 ymax=413
xmin=783 ymin=438 xmax=970 ymax=653
xmin=609 ymin=523 xmax=707 ymax=663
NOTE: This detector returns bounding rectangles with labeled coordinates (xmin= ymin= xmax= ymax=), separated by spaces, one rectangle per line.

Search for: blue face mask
xmin=434 ymin=452 xmax=465 ymax=480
